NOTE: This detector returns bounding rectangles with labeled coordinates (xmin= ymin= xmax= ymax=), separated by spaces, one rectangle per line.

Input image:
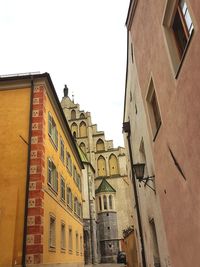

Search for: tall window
xmin=172 ymin=0 xmax=194 ymax=58
xmin=76 ymin=232 xmax=79 ymax=254
xmin=80 ymin=236 xmax=83 ymax=255
xmin=99 ymin=196 xmax=102 ymax=211
xmin=49 ymin=215 xmax=56 ymax=249
xmin=71 ymin=109 xmax=76 ymax=119
xmin=74 ymin=197 xmax=78 ymax=214
xmin=60 ymin=137 xmax=65 ymax=162
xmin=67 ymin=187 xmax=73 ymax=209
xmin=79 ymin=121 xmax=87 ymax=137
xmin=147 ymin=80 xmax=161 ymax=139
xmin=163 ymin=0 xmax=194 ymax=74
xmin=61 ymin=222 xmax=66 ymax=250
xmin=109 ymin=154 xmax=119 ymax=176
xmin=66 ymin=152 xmax=72 ymax=174
xmin=109 ymin=195 xmax=113 ymax=209
xmin=69 ymin=228 xmax=73 ymax=252
xmin=61 ymin=177 xmax=65 ymax=201
xmin=48 ymin=158 xmax=58 ymax=192
xmin=97 ymin=156 xmax=107 ymax=176
xmin=103 ymin=195 xmax=107 ymax=210
xmin=48 ymin=112 xmax=58 ymax=147
xmin=71 ymin=122 xmax=78 ymax=138
xmin=149 ymin=219 xmax=161 ymax=267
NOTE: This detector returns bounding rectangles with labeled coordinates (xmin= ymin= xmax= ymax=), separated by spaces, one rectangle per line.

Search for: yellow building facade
xmin=0 ymin=73 xmax=84 ymax=267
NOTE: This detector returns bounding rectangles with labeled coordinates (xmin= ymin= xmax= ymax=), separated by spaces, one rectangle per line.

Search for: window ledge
xmin=61 ymin=248 xmax=66 ymax=253
xmin=49 ymin=247 xmax=56 ymax=252
xmin=47 ymin=183 xmax=58 ymax=196
xmin=175 ymin=29 xmax=194 ymax=79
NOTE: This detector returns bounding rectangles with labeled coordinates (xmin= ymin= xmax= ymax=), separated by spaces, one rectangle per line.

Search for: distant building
xmin=0 ymin=73 xmax=84 ymax=267
xmin=123 ymin=1 xmax=200 ymax=267
xmin=61 ymin=91 xmax=134 ymax=263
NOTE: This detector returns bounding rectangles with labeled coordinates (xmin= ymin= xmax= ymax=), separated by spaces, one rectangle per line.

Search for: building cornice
xmin=125 ymin=0 xmax=138 ymax=30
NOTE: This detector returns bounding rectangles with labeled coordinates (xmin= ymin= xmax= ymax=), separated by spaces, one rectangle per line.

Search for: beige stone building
xmin=61 ymin=88 xmax=134 ymax=263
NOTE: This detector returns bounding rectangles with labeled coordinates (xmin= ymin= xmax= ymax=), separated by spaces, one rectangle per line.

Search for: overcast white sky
xmin=1 ymin=0 xmax=130 ymax=147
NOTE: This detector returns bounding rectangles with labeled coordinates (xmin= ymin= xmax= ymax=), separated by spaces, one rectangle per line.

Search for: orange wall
xmin=0 ymin=88 xmax=31 ymax=267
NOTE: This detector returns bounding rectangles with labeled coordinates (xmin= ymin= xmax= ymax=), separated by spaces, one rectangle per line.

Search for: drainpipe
xmin=123 ymin=121 xmax=147 ymax=267
xmin=22 ymin=77 xmax=34 ymax=267
xmin=87 ymin=165 xmax=95 ymax=264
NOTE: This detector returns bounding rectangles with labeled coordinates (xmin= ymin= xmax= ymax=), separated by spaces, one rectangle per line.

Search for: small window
xmin=61 ymin=177 xmax=65 ymax=201
xmin=48 ymin=112 xmax=58 ymax=148
xmin=96 ymin=139 xmax=105 ymax=151
xmin=146 ymin=80 xmax=161 ymax=140
xmin=80 ymin=113 xmax=85 ymax=119
xmin=69 ymin=227 xmax=73 ymax=252
xmin=60 ymin=137 xmax=65 ymax=163
xmin=61 ymin=222 xmax=66 ymax=250
xmin=49 ymin=215 xmax=56 ymax=249
xmin=48 ymin=158 xmax=58 ymax=192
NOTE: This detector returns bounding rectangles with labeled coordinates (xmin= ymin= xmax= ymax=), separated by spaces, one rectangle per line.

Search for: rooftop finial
xmin=72 ymin=91 xmax=74 ymax=103
xmin=64 ymin=84 xmax=68 ymax=97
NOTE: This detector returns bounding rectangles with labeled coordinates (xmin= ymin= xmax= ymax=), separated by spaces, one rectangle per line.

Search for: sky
xmin=0 ymin=0 xmax=130 ymax=147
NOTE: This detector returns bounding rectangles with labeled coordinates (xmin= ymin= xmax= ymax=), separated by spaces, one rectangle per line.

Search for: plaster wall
xmin=128 ymin=0 xmax=200 ymax=266
xmin=0 ymin=88 xmax=31 ymax=267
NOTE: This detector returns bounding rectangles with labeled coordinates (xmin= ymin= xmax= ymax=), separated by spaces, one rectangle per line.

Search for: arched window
xmin=71 ymin=109 xmax=76 ymax=119
xmin=96 ymin=139 xmax=105 ymax=151
xmin=79 ymin=121 xmax=87 ymax=137
xmin=109 ymin=195 xmax=113 ymax=209
xmin=80 ymin=113 xmax=85 ymax=119
xmin=99 ymin=196 xmax=102 ymax=211
xmin=71 ymin=122 xmax=78 ymax=138
xmin=97 ymin=155 xmax=107 ymax=176
xmin=109 ymin=154 xmax=119 ymax=175
xmin=103 ymin=195 xmax=107 ymax=210
xmin=80 ymin=142 xmax=86 ymax=154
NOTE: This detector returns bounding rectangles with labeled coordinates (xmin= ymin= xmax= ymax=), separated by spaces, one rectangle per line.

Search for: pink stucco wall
xmin=129 ymin=1 xmax=200 ymax=266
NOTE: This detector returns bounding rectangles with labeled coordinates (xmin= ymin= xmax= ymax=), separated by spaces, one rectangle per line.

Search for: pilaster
xmin=26 ymin=85 xmax=46 ymax=265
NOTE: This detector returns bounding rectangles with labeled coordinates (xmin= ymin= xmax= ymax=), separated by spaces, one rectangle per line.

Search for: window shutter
xmin=48 ymin=112 xmax=52 ymax=136
xmin=55 ymin=170 xmax=58 ymax=192
xmin=55 ymin=128 xmax=58 ymax=147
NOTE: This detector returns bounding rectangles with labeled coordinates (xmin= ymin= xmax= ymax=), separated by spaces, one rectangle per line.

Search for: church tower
xmin=61 ymin=87 xmax=134 ymax=263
